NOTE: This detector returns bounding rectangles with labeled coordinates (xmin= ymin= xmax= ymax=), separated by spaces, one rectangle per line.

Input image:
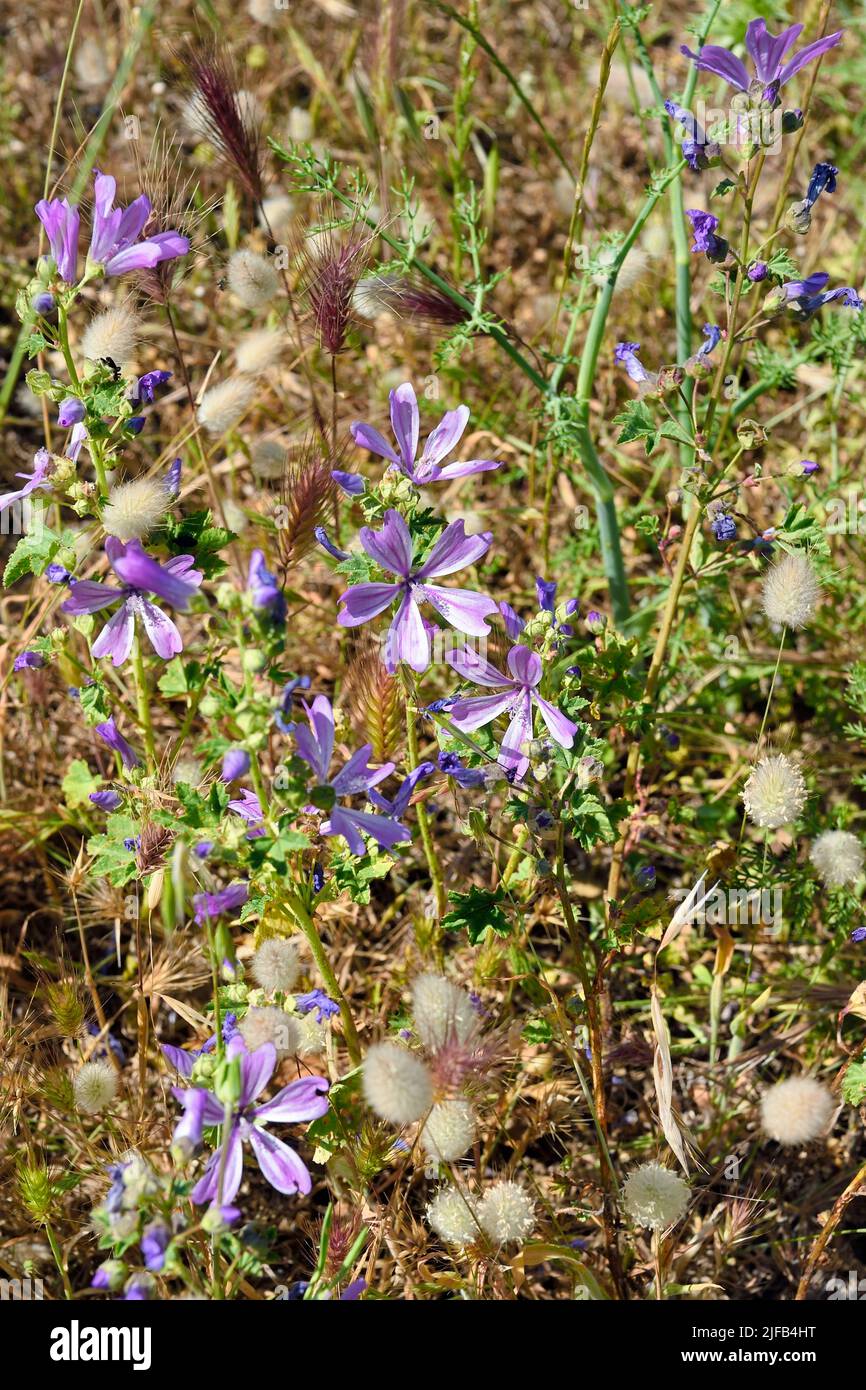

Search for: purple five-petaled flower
xmin=294 ymin=694 xmax=411 ymax=856
xmin=87 ymin=171 xmax=189 ymax=277
xmin=248 ymin=549 xmax=286 ymax=623
xmin=338 ymin=509 xmax=496 ymax=673
xmin=445 ymin=644 xmax=578 ymax=779
xmin=681 ymin=19 xmax=843 ymax=94
xmin=171 ymin=1037 xmax=329 ymax=1204
xmin=350 ymin=380 xmax=502 ymax=485
xmin=61 ymin=538 xmax=202 ymax=667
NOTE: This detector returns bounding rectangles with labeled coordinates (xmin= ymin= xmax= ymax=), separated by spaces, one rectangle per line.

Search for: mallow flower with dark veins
xmin=337 ymin=509 xmax=496 ymax=673
xmin=62 ymin=539 xmax=202 ymax=666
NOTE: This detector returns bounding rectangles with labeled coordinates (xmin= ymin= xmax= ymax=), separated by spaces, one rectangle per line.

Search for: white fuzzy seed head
xmin=250 ymin=436 xmax=287 ymax=479
xmin=101 ymin=477 xmax=170 ymax=542
xmin=761 ymin=551 xmax=822 ymax=630
xmin=421 ymin=1099 xmax=476 ymax=1162
xmin=477 ymin=1180 xmax=535 ymax=1246
xmin=412 ymin=973 xmax=478 ymax=1052
xmin=80 ymin=306 xmax=140 ymax=371
xmin=171 ymin=757 xmax=203 ymax=786
xmin=197 ymin=376 xmax=256 ymax=435
xmin=592 ymin=243 xmax=651 ymax=292
xmin=227 ymin=249 xmax=280 ymax=311
xmin=809 ymin=830 xmax=864 ymax=889
xmin=362 ymin=1041 xmax=432 ymax=1125
xmin=760 ymin=1075 xmax=836 ymax=1145
xmin=73 ymin=1060 xmax=118 ymax=1114
xmin=235 ymin=327 xmax=283 ymax=376
xmin=426 ymin=1187 xmax=480 ymax=1245
xmin=251 ymin=937 xmax=300 ymax=994
xmin=622 ymin=1161 xmax=689 ymax=1231
xmin=742 ymin=754 xmax=807 ymax=830
xmin=238 ymin=1006 xmax=300 ymax=1059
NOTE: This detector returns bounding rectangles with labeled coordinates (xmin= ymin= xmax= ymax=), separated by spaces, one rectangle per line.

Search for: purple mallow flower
xmin=663 ymin=100 xmax=720 ymax=171
xmin=130 ymin=370 xmax=172 ymax=408
xmin=697 ymin=323 xmax=722 ymax=359
xmin=295 ymin=990 xmax=340 ymax=1023
xmin=140 ymin=1220 xmax=170 ymax=1273
xmin=686 ymin=210 xmax=726 ymax=260
xmin=780 ymin=272 xmax=863 ymax=317
xmin=445 ymin=644 xmax=578 ymax=779
xmin=294 ymin=694 xmax=411 ymax=856
xmin=748 ymin=261 xmax=768 ymax=282
xmin=350 ymin=381 xmax=502 ymax=485
xmin=851 ymin=927 xmax=866 ymax=944
xmin=87 ymin=171 xmax=189 ymax=277
xmin=193 ymin=881 xmax=249 ymax=924
xmin=95 ymin=717 xmax=139 ymax=769
xmin=61 ymin=538 xmax=202 ymax=667
xmin=0 ymin=448 xmax=52 ymax=514
xmin=35 ymin=196 xmax=81 ymax=283
xmin=681 ymin=19 xmax=843 ymax=94
xmin=338 ymin=509 xmax=496 ymax=674
xmin=172 ymin=1037 xmax=329 ymax=1204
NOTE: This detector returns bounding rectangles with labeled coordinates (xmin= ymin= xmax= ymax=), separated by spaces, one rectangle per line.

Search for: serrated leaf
xmin=442 ymin=885 xmax=511 ymax=944
xmin=61 ymin=759 xmax=100 ymax=810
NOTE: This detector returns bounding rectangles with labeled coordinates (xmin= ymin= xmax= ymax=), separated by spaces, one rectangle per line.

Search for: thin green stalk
xmin=131 ymin=634 xmax=157 ymax=771
xmin=402 ymin=672 xmax=447 ymax=917
xmin=45 ymin=1221 xmax=73 ymax=1300
xmin=285 ymin=892 xmax=361 ymax=1067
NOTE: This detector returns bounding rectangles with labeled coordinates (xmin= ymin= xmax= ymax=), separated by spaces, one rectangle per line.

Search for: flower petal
xmin=91 ymin=602 xmax=135 ymax=667
xmin=239 ymin=1042 xmax=277 ymax=1107
xmin=680 ymin=43 xmax=750 ymax=92
xmin=350 ymin=421 xmax=400 ymax=466
xmin=413 ymin=518 xmax=492 ymax=579
xmin=416 ymin=584 xmax=497 ymax=636
xmin=337 ymin=582 xmax=400 ymax=626
xmin=190 ymin=1124 xmax=243 ymax=1205
xmin=433 ymin=457 xmax=502 ymax=480
xmin=138 ymin=599 xmax=183 ymax=660
xmin=418 ymin=404 xmax=469 ymax=472
xmin=450 ymin=689 xmax=516 ymax=731
xmin=506 ymin=645 xmax=542 ymax=688
xmin=389 ymin=382 xmax=419 ymax=471
xmin=62 ymin=580 xmax=120 ymax=616
xmin=386 ymin=592 xmax=429 ymax=671
xmin=533 ymin=693 xmax=578 ymax=748
xmin=248 ymin=1126 xmax=312 ymax=1195
xmin=360 ymin=509 xmax=413 ymax=577
xmin=255 ymin=1076 xmax=330 ymax=1124
xmin=446 ymin=644 xmax=508 ymax=688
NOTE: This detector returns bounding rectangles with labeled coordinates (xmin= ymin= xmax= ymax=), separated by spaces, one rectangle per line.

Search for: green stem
xmin=45 ymin=1221 xmax=73 ymax=1300
xmin=131 ymin=635 xmax=156 ymax=771
xmin=402 ymin=673 xmax=447 ymax=918
xmin=285 ymin=893 xmax=361 ymax=1067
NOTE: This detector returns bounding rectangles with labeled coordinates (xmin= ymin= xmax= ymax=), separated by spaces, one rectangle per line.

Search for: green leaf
xmin=711 ymin=178 xmax=736 ymax=198
xmin=841 ymin=1061 xmax=866 ymax=1107
xmin=79 ymin=681 xmax=111 ymax=727
xmin=442 ymin=885 xmax=511 ymax=944
xmin=3 ymin=522 xmax=72 ymax=587
xmin=331 ymin=850 xmax=393 ymax=904
xmin=86 ymin=814 xmax=139 ymax=885
xmin=61 ymin=759 xmax=100 ymax=810
xmin=157 ymin=658 xmax=189 ymax=697
xmin=612 ymin=400 xmax=661 ymax=455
